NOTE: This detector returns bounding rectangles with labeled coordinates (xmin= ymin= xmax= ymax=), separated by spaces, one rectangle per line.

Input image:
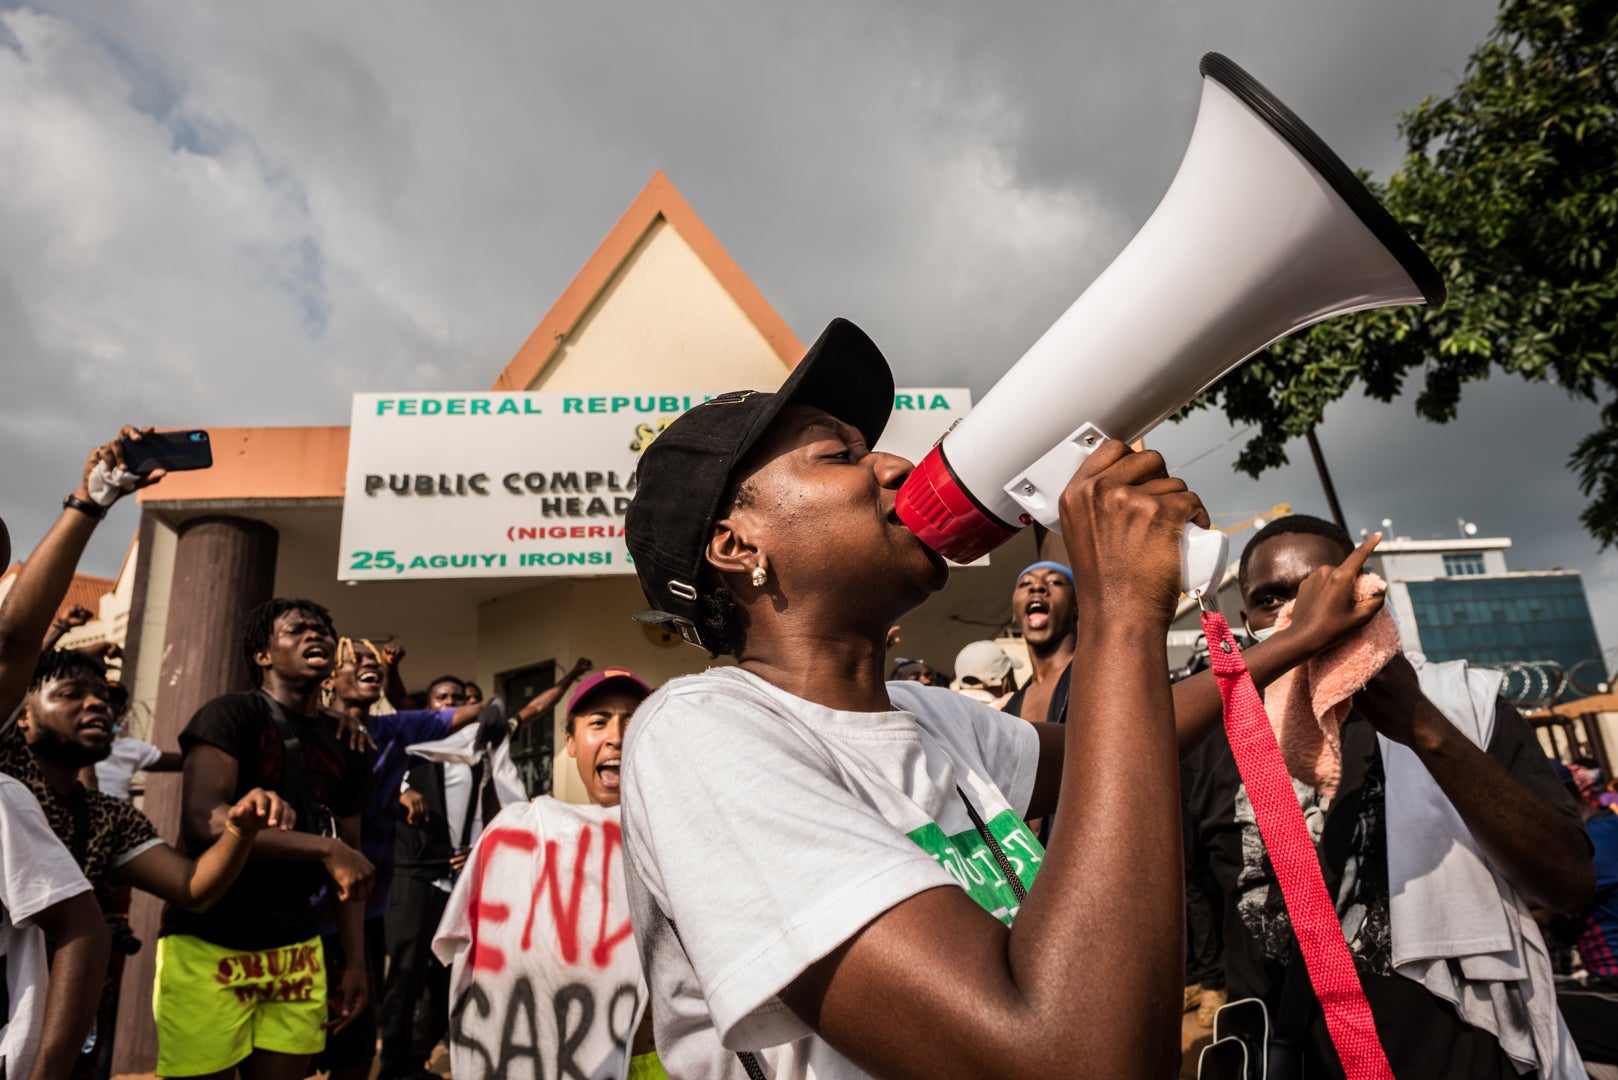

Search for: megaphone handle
xmin=1003 ymin=423 xmax=1229 ymax=599
xmin=1181 ymin=521 xmax=1229 ymax=602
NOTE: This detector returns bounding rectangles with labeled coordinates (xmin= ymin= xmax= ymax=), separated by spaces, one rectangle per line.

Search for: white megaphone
xmin=896 ymin=53 xmax=1445 ymax=599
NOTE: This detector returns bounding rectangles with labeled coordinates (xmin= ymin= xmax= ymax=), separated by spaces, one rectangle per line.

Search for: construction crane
xmin=1209 ymin=502 xmax=1292 ymax=536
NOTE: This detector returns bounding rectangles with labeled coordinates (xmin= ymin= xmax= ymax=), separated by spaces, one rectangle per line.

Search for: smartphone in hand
xmin=120 ymin=430 xmax=213 ymax=475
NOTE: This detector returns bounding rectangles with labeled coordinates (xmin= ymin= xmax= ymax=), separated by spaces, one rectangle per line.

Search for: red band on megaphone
xmin=897 ymin=446 xmax=1020 ymax=563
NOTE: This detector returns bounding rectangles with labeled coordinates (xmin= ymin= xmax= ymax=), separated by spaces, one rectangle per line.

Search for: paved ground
xmin=116 ymin=1017 xmax=1216 ymax=1078
xmin=1182 ymin=1009 xmax=1216 ymax=1077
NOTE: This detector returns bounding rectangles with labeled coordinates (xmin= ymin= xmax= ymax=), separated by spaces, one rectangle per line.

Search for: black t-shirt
xmin=1182 ymin=703 xmax=1585 ymax=1079
xmin=162 ymin=690 xmax=368 ymax=951
xmin=1002 ymin=664 xmax=1071 ymax=845
xmin=1000 ymin=663 xmax=1072 ymax=726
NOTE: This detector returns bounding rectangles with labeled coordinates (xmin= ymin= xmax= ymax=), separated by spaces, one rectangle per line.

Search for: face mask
xmin=1245 ymin=623 xmax=1279 ymax=643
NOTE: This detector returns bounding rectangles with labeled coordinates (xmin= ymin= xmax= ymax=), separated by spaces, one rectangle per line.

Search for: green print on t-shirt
xmin=906 ymin=809 xmax=1045 ymax=924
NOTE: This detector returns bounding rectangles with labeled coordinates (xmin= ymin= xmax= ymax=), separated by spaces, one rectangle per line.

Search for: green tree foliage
xmin=1188 ymin=0 xmax=1618 ymax=542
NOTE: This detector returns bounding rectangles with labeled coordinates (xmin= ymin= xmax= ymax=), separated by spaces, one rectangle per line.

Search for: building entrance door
xmin=499 ymin=659 xmax=555 ymax=796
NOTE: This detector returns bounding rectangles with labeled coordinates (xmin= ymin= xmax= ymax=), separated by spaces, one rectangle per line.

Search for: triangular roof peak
xmin=490 ymin=171 xmax=805 ymax=392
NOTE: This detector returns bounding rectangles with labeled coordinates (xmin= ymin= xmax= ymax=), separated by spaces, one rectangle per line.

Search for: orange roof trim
xmin=0 ymin=566 xmax=114 ymax=621
xmin=137 ymin=426 xmax=350 ymax=503
xmin=491 ymin=171 xmax=805 ymax=393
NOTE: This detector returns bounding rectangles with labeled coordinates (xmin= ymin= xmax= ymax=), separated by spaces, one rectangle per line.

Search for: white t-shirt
xmin=621 ymin=668 xmax=1042 ymax=1080
xmin=0 ymin=775 xmax=94 ymax=1080
xmin=93 ymin=737 xmax=163 ymax=800
xmin=433 ymin=798 xmax=647 ymax=1080
xmin=441 ymin=762 xmax=485 ymax=847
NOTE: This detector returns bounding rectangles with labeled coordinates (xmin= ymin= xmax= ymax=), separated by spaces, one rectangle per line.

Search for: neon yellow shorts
xmin=153 ymin=933 xmax=327 ymax=1076
xmin=628 ymin=1051 xmax=671 ymax=1080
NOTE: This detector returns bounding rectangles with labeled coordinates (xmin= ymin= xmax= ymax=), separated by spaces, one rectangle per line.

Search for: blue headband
xmin=1016 ymin=560 xmax=1074 ymax=585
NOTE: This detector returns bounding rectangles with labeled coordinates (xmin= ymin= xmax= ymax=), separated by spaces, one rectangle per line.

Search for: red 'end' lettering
xmin=522 ymin=826 xmax=591 ymax=963
xmin=593 ymin=820 xmax=634 ymax=969
xmin=469 ymin=828 xmax=538 ymax=973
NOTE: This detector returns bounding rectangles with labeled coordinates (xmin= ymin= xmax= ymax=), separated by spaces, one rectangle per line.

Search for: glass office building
xmin=1403 ymin=573 xmax=1603 ymax=673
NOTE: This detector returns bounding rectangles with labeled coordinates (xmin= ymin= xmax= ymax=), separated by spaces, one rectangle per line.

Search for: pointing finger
xmin=1338 ymin=532 xmax=1382 ymax=577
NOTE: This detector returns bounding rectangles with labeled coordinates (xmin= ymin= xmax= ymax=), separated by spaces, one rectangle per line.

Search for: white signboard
xmin=337 ymin=388 xmax=973 ymax=581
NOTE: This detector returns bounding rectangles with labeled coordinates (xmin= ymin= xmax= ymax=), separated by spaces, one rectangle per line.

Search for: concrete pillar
xmin=111 ymin=516 xmax=278 ymax=1076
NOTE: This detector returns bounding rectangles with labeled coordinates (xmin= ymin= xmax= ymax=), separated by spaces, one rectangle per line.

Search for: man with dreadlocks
xmin=311 ymin=636 xmax=499 ymax=1080
xmin=155 ymin=598 xmax=374 ymax=1080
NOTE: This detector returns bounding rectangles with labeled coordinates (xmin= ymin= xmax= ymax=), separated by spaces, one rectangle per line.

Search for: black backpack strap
xmin=1049 ymin=664 xmax=1072 ymax=726
xmin=665 ymin=917 xmax=772 ymax=1078
xmin=259 ymin=691 xmax=326 ymax=834
xmin=956 ymin=786 xmax=1027 ymax=903
xmin=459 ymin=758 xmax=487 ymax=850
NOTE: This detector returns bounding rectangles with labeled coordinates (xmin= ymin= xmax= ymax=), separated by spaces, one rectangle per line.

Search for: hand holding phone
xmin=77 ymin=426 xmax=170 ymax=510
xmin=120 ymin=429 xmax=212 ymax=475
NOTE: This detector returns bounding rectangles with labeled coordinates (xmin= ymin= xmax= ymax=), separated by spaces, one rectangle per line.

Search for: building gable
xmin=490 ymin=171 xmax=803 ymax=393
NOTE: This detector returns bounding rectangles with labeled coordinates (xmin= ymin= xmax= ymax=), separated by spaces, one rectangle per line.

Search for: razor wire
xmin=1481 ymin=658 xmax=1612 ymax=711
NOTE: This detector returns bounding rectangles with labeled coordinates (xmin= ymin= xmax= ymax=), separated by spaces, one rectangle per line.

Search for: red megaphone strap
xmin=1201 ymin=610 xmax=1394 ymax=1080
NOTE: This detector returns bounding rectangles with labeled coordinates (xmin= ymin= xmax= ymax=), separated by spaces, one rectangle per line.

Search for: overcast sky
xmin=3 ymin=0 xmax=1613 ymax=662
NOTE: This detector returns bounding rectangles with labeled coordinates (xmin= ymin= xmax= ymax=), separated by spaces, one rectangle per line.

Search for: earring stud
xmin=751 ymin=565 xmax=768 ymax=588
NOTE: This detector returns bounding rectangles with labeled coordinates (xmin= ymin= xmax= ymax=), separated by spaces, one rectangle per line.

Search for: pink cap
xmin=567 ymin=666 xmax=652 ymax=716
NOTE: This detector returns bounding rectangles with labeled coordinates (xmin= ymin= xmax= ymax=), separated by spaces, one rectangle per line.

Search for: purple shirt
xmin=1578 ymin=812 xmax=1618 ymax=978
xmin=363 ymin=708 xmax=453 ymax=918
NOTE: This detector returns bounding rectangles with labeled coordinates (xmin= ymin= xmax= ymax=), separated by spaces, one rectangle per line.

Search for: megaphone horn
xmin=897 ymin=53 xmax=1444 ymax=596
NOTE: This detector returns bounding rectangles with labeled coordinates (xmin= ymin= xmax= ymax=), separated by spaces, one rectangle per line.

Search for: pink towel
xmin=1262 ymin=574 xmax=1402 ymax=800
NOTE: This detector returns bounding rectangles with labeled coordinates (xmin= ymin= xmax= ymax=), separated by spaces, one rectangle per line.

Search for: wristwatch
xmin=62 ymin=494 xmax=106 ymax=520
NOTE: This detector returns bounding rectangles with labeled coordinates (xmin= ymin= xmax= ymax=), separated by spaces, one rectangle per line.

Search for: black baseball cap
xmin=626 ymin=318 xmax=895 ymax=649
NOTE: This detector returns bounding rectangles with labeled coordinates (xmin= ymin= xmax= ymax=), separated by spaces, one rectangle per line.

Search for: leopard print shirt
xmin=0 ymin=723 xmax=161 ymax=894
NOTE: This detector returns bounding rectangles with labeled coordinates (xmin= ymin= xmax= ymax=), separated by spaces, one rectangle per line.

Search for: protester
xmin=1001 ymin=561 xmax=1077 ymax=726
xmin=1552 ymin=762 xmax=1618 ymax=1071
xmin=1182 ymin=789 xmax=1226 ymax=1028
xmin=377 ymin=659 xmax=592 ymax=1080
xmin=0 ymin=433 xmax=302 ymax=1074
xmin=92 ymin=700 xmax=182 ymax=801
xmin=312 ymin=639 xmax=497 ymax=1080
xmin=618 ymin=318 xmax=1222 ymax=1077
xmin=1183 ymin=514 xmax=1594 ymax=1079
xmin=7 ymin=649 xmax=295 ymax=1077
xmin=156 ymin=598 xmax=374 ymax=1080
xmin=0 ymin=771 xmax=110 ymax=1080
xmin=0 ymin=427 xmax=159 ymax=725
xmin=434 ymin=666 xmax=663 ymax=1079
xmin=41 ymin=603 xmax=95 ymax=653
xmin=886 ymin=657 xmax=943 ymax=685
xmin=951 ymin=640 xmax=1022 ymax=708
xmin=5 ymin=649 xmax=292 ymax=904
xmin=1 ymin=474 xmax=108 ymax=1080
